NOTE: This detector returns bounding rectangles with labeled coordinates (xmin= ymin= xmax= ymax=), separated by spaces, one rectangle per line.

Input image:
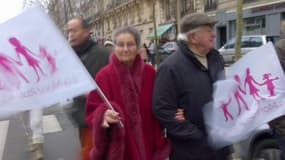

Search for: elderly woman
xmin=85 ymin=26 xmax=170 ymax=160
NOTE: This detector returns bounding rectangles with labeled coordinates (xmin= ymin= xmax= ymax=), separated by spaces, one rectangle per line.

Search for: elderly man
xmin=269 ymin=38 xmax=285 ymax=159
xmin=152 ymin=13 xmax=230 ymax=160
xmin=67 ymin=16 xmax=109 ymax=160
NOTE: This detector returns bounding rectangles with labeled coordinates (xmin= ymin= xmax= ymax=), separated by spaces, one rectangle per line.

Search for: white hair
xmin=177 ymin=27 xmax=202 ymax=42
xmin=177 ymin=33 xmax=188 ymax=41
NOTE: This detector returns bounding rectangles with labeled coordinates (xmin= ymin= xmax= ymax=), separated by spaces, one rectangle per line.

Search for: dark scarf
xmin=110 ymin=53 xmax=146 ymax=160
xmin=73 ymin=39 xmax=95 ymax=57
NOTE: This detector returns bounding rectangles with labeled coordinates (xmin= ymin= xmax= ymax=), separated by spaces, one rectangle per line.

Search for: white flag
xmin=204 ymin=42 xmax=285 ymax=148
xmin=0 ymin=6 xmax=96 ymax=117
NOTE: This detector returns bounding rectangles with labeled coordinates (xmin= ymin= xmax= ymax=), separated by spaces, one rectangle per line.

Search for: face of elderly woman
xmin=115 ymin=33 xmax=138 ymax=67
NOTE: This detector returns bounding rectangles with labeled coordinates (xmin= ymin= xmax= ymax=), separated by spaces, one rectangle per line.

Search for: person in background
xmin=23 ymin=109 xmax=44 ymax=160
xmin=139 ymin=45 xmax=148 ymax=62
xmin=269 ymin=38 xmax=285 ymax=159
xmin=148 ymin=40 xmax=156 ymax=66
xmin=152 ymin=13 xmax=231 ymax=160
xmin=67 ymin=16 xmax=110 ymax=160
xmin=85 ymin=26 xmax=170 ymax=160
xmin=143 ymin=43 xmax=151 ymax=62
xmin=104 ymin=40 xmax=114 ymax=51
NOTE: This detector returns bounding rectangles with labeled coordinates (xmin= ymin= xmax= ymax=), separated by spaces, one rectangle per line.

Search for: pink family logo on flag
xmin=0 ymin=37 xmax=57 ymax=90
xmin=219 ymin=68 xmax=279 ymax=121
xmin=204 ymin=42 xmax=285 ymax=148
xmin=0 ymin=6 xmax=95 ymax=116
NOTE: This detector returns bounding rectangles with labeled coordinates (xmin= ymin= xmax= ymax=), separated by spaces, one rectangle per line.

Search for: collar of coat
xmin=177 ymin=41 xmax=217 ymax=71
xmin=110 ymin=53 xmax=145 ymax=94
xmin=73 ymin=38 xmax=96 ymax=57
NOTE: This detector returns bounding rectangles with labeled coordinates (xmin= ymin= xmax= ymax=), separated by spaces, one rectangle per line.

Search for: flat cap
xmin=181 ymin=13 xmax=217 ymax=33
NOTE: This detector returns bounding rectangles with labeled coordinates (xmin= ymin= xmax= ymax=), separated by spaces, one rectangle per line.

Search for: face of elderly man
xmin=188 ymin=25 xmax=216 ymax=55
xmin=67 ymin=18 xmax=90 ymax=48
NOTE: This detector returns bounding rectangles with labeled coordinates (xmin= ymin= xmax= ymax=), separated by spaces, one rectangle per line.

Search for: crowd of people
xmin=20 ymin=11 xmax=285 ymax=160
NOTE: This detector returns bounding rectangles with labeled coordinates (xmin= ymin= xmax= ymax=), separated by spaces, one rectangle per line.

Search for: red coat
xmin=86 ymin=54 xmax=170 ymax=160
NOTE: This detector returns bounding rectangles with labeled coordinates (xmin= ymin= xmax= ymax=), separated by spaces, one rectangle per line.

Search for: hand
xmin=102 ymin=109 xmax=121 ymax=128
xmin=175 ymin=108 xmax=185 ymax=121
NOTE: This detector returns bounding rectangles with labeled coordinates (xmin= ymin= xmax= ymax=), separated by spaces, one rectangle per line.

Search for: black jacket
xmin=71 ymin=39 xmax=110 ymax=127
xmin=269 ymin=39 xmax=285 ymax=142
xmin=153 ymin=41 xmax=229 ymax=160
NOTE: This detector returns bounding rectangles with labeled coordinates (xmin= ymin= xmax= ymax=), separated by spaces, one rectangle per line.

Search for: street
xmin=0 ymin=104 xmax=80 ymax=160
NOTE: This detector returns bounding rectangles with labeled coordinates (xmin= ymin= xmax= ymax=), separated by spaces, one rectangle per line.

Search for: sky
xmin=0 ymin=0 xmax=24 ymax=24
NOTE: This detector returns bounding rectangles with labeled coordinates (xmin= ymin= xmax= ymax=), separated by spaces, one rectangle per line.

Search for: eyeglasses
xmin=116 ymin=42 xmax=136 ymax=48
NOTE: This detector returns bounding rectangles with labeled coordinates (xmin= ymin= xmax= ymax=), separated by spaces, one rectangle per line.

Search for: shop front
xmin=215 ymin=1 xmax=285 ymax=48
xmin=147 ymin=23 xmax=176 ymax=46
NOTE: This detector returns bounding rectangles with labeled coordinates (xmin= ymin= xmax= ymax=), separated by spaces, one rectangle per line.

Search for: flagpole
xmin=95 ymin=85 xmax=124 ymax=128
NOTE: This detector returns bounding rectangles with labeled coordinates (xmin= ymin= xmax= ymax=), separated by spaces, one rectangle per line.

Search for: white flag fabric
xmin=204 ymin=42 xmax=285 ymax=148
xmin=0 ymin=6 xmax=96 ymax=117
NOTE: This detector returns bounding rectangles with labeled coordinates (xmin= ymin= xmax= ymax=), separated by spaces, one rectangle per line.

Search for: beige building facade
xmin=90 ymin=0 xmax=158 ymax=45
xmin=48 ymin=0 xmax=285 ymax=47
xmin=90 ymin=0 xmax=191 ymax=45
xmin=89 ymin=0 xmax=285 ymax=47
xmin=200 ymin=0 xmax=285 ymax=48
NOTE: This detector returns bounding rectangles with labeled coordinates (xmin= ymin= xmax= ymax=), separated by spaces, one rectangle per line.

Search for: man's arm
xmin=152 ymin=65 xmax=204 ymax=140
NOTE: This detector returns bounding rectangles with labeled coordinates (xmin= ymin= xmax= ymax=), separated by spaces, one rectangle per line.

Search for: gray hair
xmin=112 ymin=26 xmax=141 ymax=47
xmin=177 ymin=27 xmax=202 ymax=42
xmin=177 ymin=33 xmax=188 ymax=42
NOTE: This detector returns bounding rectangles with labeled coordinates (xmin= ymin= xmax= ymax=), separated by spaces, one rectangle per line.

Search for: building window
xmin=165 ymin=0 xmax=171 ymax=20
xmin=204 ymin=0 xmax=217 ymax=11
xmin=244 ymin=0 xmax=258 ymax=3
xmin=113 ymin=0 xmax=128 ymax=6
xmin=229 ymin=16 xmax=266 ymax=38
xmin=130 ymin=8 xmax=135 ymax=24
xmin=108 ymin=20 xmax=110 ymax=31
xmin=113 ymin=0 xmax=121 ymax=6
xmin=118 ymin=16 xmax=121 ymax=27
xmin=149 ymin=28 xmax=153 ymax=34
xmin=244 ymin=16 xmax=266 ymax=35
xmin=137 ymin=5 xmax=142 ymax=23
xmin=113 ymin=17 xmax=117 ymax=29
xmin=124 ymin=12 xmax=128 ymax=26
xmin=181 ymin=0 xmax=195 ymax=15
